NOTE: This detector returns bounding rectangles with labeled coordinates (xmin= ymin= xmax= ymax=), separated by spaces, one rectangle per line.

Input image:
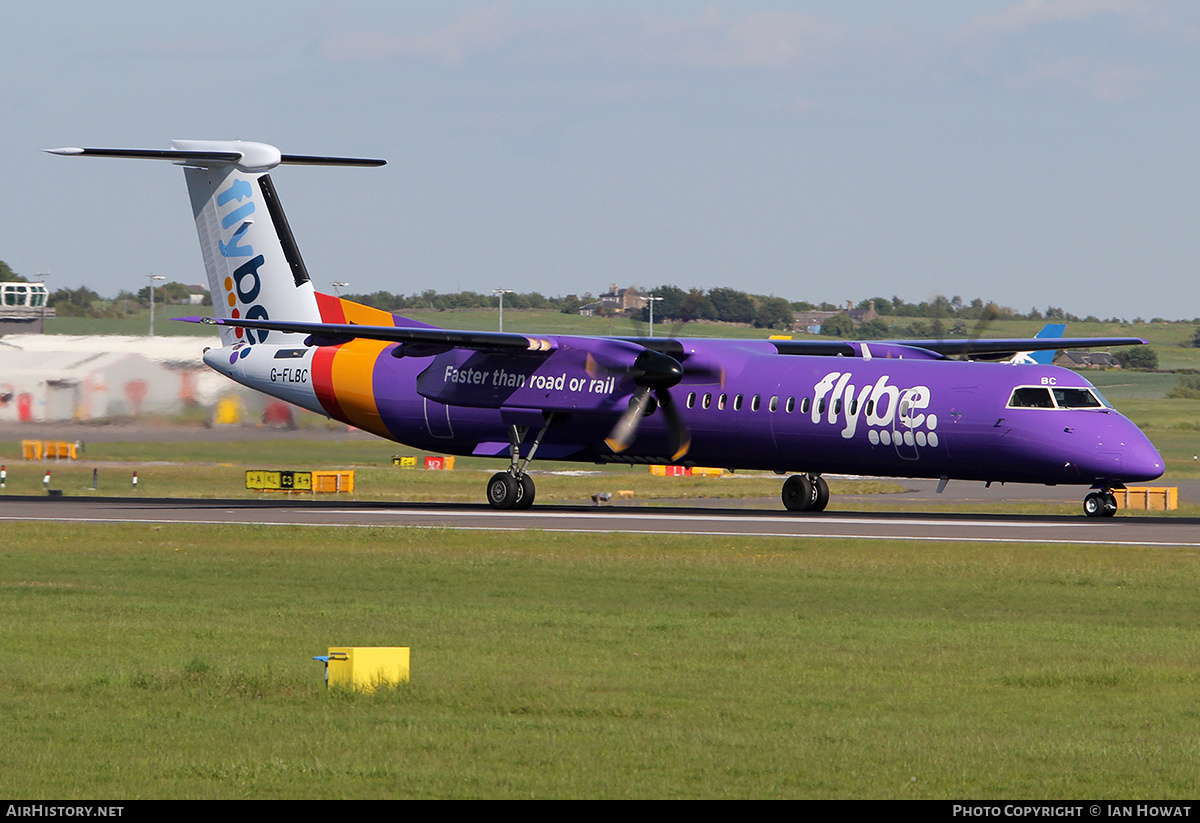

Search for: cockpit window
xmin=1008 ymin=385 xmax=1106 ymax=409
xmin=1008 ymin=387 xmax=1055 ymax=408
xmin=1052 ymin=387 xmax=1102 ymax=408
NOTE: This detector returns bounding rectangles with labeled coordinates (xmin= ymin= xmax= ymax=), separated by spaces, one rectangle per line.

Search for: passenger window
xmin=751 ymin=395 xmax=761 ymax=412
xmin=687 ymin=392 xmax=696 ymax=409
xmin=769 ymin=395 xmax=779 ymax=412
xmin=718 ymin=393 xmax=727 ymax=411
xmin=733 ymin=394 xmax=743 ymax=411
xmin=702 ymin=393 xmax=712 ymax=410
xmin=785 ymin=397 xmax=795 ymax=413
xmin=800 ymin=397 xmax=811 ymax=415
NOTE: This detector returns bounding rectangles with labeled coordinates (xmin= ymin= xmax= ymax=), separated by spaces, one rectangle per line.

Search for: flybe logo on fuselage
xmin=216 ymin=178 xmax=269 ymax=346
xmin=812 ymin=371 xmax=940 ymax=448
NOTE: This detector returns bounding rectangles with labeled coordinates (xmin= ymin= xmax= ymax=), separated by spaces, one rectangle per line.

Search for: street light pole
xmin=492 ymin=288 xmax=514 ymax=332
xmin=331 ymin=281 xmax=349 ymax=297
xmin=646 ymin=295 xmax=664 ymax=338
xmin=36 ymin=272 xmax=49 ymax=334
xmin=148 ymin=274 xmax=165 ymax=337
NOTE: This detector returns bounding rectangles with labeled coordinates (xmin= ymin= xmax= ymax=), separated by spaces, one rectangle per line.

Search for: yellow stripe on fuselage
xmin=329 ymin=339 xmax=392 ymax=437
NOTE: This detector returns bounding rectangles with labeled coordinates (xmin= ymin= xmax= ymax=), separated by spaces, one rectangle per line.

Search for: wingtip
xmin=44 ymin=147 xmax=83 ymax=155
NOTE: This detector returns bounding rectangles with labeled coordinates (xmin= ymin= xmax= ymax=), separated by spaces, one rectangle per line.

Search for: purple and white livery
xmin=49 ymin=141 xmax=1163 ymax=517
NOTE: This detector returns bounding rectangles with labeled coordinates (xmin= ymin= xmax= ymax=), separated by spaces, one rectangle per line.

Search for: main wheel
xmin=487 ymin=472 xmax=520 ymax=509
xmin=781 ymin=475 xmax=813 ymax=512
xmin=513 ymin=474 xmax=536 ymax=509
xmin=810 ymin=476 xmax=830 ymax=512
xmin=1083 ymin=492 xmax=1105 ymax=518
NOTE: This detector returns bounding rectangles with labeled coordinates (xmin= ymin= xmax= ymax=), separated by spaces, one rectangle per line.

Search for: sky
xmin=3 ymin=1 xmax=1199 ymax=321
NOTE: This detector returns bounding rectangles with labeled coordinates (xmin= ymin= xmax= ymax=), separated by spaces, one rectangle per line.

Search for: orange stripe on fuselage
xmin=340 ymin=299 xmax=398 ymax=326
xmin=327 ymin=339 xmax=393 ymax=438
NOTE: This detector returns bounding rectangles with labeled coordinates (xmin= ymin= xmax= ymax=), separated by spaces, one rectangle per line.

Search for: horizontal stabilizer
xmin=46 ymin=141 xmax=385 ymax=172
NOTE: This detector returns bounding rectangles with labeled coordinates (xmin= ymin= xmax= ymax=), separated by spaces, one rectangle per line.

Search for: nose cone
xmin=1120 ymin=428 xmax=1165 ymax=481
xmin=1083 ymin=416 xmax=1164 ymax=482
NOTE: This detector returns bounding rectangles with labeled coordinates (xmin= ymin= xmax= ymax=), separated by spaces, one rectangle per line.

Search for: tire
xmin=487 ymin=472 xmax=519 ymax=509
xmin=782 ymin=475 xmax=812 ymax=512
xmin=810 ymin=476 xmax=830 ymax=512
xmin=1083 ymin=492 xmax=1105 ymax=518
xmin=513 ymin=474 xmax=536 ymax=509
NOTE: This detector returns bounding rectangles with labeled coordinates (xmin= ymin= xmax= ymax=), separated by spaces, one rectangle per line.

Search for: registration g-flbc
xmin=270 ymin=367 xmax=308 ymax=384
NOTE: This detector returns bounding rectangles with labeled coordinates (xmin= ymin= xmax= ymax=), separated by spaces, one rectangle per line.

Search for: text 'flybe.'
xmin=813 ymin=371 xmax=940 ymax=447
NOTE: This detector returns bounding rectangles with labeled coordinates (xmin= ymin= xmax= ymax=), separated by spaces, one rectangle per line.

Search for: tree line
xmin=4 ymin=257 xmax=1199 ymax=343
xmin=1 ymin=261 xmax=208 ymax=318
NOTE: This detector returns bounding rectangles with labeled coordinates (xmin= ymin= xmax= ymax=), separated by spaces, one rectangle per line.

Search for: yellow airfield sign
xmin=246 ymin=470 xmax=312 ymax=491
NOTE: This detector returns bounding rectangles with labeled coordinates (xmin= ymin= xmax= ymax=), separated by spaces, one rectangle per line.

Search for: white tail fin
xmin=47 ymin=140 xmax=384 ymax=347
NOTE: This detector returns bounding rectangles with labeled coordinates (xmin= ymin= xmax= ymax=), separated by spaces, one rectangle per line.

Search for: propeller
xmin=958 ymin=302 xmax=1003 ymax=361
xmin=599 ymin=348 xmax=691 ymax=460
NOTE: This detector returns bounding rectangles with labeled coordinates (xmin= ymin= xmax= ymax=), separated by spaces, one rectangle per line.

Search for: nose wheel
xmin=1083 ymin=490 xmax=1117 ymax=518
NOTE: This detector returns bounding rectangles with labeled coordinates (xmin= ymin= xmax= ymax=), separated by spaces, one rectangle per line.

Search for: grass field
xmin=10 ymin=316 xmax=1200 ymax=796
xmin=2 ymin=407 xmax=1197 ymax=797
xmin=3 ymin=522 xmax=1198 ymax=799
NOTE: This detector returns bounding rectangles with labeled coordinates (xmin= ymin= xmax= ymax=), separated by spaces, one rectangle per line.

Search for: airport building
xmin=0 ymin=282 xmax=55 ymax=335
xmin=0 ymin=334 xmax=231 ymax=423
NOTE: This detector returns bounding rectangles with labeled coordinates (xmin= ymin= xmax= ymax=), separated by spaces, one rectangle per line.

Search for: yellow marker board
xmin=246 ymin=470 xmax=313 ymax=491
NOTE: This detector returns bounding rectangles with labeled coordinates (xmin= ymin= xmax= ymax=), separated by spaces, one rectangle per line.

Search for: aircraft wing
xmin=177 ymin=316 xmax=556 ymax=355
xmin=179 ymin=316 xmax=1147 ymax=363
xmin=868 ymin=336 xmax=1147 ymax=361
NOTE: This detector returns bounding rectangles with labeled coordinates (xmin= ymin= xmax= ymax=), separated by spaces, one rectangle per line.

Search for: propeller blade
xmin=604 ymin=387 xmax=653 ymax=453
xmin=657 ymin=390 xmax=691 ymax=461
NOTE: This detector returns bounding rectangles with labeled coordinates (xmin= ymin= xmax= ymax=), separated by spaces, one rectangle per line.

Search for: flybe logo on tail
xmin=216 ymin=178 xmax=270 ymax=347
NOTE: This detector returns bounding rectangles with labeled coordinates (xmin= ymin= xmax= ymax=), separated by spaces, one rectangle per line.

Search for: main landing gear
xmin=487 ymin=471 xmax=536 ymax=510
xmin=486 ymin=414 xmax=555 ymax=510
xmin=781 ymin=474 xmax=829 ymax=513
xmin=1083 ymin=489 xmax=1118 ymax=518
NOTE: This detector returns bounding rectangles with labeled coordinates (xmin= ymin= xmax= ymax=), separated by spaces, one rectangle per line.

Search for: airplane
xmin=1010 ymin=323 xmax=1066 ymax=365
xmin=47 ymin=140 xmax=1164 ymax=518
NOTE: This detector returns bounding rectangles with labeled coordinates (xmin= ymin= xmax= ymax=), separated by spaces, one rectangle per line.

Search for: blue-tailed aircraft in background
xmin=48 ymin=141 xmax=1164 ymax=517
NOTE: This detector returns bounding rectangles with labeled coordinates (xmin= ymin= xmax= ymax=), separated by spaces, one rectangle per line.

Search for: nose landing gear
xmin=1083 ymin=489 xmax=1117 ymax=518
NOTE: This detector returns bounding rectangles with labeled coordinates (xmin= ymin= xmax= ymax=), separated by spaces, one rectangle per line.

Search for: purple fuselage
xmin=241 ymin=335 xmax=1162 ymax=488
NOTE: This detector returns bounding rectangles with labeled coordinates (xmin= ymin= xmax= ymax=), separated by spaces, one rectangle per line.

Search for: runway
xmin=3 ymin=494 xmax=1199 ymax=547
